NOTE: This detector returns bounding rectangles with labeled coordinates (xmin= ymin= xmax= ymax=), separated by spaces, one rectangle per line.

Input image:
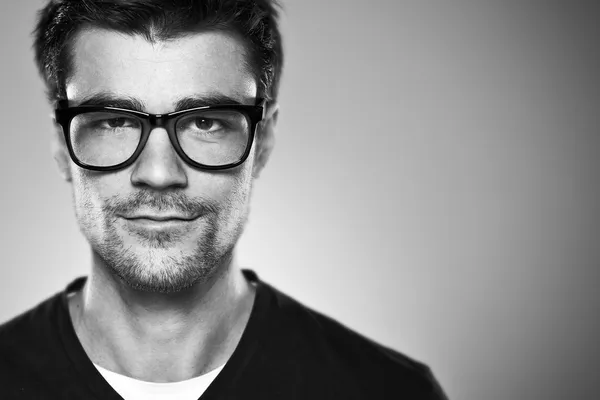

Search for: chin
xmin=91 ymin=227 xmax=225 ymax=293
xmin=104 ymin=247 xmax=221 ymax=293
xmin=86 ymin=205 xmax=244 ymax=293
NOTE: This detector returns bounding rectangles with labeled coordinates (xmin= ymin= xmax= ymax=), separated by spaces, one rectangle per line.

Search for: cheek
xmin=70 ymin=169 xmax=123 ymax=224
xmin=72 ymin=168 xmax=94 ymax=202
xmin=227 ymin=152 xmax=255 ymax=203
xmin=193 ymin=171 xmax=252 ymax=217
xmin=193 ymin=150 xmax=256 ymax=204
xmin=71 ymin=172 xmax=101 ymax=228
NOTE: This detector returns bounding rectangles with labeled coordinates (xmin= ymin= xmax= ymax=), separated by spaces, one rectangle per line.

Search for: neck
xmin=69 ymin=251 xmax=255 ymax=383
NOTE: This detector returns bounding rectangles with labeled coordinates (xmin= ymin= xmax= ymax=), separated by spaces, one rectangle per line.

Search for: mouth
xmin=125 ymin=215 xmax=198 ymax=222
xmin=119 ymin=214 xmax=201 ymax=233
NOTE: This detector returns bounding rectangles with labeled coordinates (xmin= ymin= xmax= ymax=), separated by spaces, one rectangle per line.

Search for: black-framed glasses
xmin=54 ymin=99 xmax=266 ymax=171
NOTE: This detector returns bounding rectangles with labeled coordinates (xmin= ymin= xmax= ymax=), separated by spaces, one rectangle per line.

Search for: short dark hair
xmin=33 ymin=0 xmax=284 ymax=103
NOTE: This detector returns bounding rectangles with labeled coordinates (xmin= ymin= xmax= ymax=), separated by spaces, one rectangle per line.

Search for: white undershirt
xmin=94 ymin=363 xmax=225 ymax=400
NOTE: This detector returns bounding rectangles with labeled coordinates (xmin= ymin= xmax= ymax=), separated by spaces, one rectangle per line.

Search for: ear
xmin=51 ymin=119 xmax=72 ymax=182
xmin=252 ymin=103 xmax=279 ymax=179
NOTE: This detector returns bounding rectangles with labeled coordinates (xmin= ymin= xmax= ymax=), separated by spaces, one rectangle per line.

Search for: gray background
xmin=1 ymin=1 xmax=599 ymax=399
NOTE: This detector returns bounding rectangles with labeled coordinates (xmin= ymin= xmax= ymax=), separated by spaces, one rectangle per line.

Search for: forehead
xmin=66 ymin=28 xmax=258 ymax=112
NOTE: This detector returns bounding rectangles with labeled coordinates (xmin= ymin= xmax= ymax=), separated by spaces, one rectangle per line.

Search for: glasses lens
xmin=175 ymin=109 xmax=250 ymax=166
xmin=70 ymin=111 xmax=142 ymax=167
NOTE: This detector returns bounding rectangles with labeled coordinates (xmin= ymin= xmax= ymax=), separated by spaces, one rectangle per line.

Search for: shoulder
xmin=0 ymin=292 xmax=60 ymax=394
xmin=0 ymin=291 xmax=59 ymax=349
xmin=0 ymin=277 xmax=86 ymax=351
xmin=0 ymin=289 xmax=64 ymax=365
xmin=0 ymin=278 xmax=85 ymax=393
xmin=257 ymin=279 xmax=448 ymax=399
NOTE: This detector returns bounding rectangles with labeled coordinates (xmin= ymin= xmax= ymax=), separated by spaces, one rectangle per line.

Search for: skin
xmin=52 ymin=28 xmax=277 ymax=382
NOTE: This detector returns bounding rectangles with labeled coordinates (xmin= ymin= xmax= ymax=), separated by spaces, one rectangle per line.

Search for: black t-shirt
xmin=0 ymin=270 xmax=448 ymax=399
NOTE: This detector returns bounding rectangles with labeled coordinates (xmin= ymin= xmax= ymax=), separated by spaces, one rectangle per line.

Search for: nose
xmin=130 ymin=127 xmax=188 ymax=189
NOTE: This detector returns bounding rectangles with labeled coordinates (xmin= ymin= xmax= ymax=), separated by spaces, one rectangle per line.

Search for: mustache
xmin=103 ymin=191 xmax=219 ymax=217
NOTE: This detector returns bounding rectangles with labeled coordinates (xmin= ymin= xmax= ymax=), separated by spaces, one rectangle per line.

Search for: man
xmin=0 ymin=0 xmax=447 ymax=398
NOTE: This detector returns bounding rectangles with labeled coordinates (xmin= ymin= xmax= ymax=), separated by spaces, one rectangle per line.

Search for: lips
xmin=120 ymin=211 xmax=200 ymax=222
xmin=119 ymin=212 xmax=201 ymax=232
xmin=126 ymin=215 xmax=197 ymax=222
xmin=119 ymin=214 xmax=200 ymax=237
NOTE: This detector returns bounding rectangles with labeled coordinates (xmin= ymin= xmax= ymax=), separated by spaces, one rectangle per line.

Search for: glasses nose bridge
xmin=147 ymin=113 xmax=169 ymax=131
xmin=144 ymin=113 xmax=177 ymax=145
xmin=140 ymin=112 xmax=182 ymax=155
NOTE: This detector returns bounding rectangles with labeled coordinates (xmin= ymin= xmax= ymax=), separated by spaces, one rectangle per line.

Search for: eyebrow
xmin=76 ymin=93 xmax=145 ymax=111
xmin=74 ymin=92 xmax=247 ymax=113
xmin=175 ymin=95 xmax=245 ymax=111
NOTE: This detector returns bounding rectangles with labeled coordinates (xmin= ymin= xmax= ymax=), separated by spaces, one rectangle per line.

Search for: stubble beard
xmin=99 ymin=214 xmax=225 ymax=293
xmin=77 ymin=192 xmax=249 ymax=294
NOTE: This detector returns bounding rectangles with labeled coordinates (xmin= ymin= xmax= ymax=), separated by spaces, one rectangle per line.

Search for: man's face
xmin=58 ymin=28 xmax=266 ymax=293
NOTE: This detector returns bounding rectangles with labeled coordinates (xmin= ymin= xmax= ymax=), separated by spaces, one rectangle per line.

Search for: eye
xmin=176 ymin=110 xmax=242 ymax=138
xmin=194 ymin=118 xmax=222 ymax=131
xmin=102 ymin=117 xmax=136 ymax=129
